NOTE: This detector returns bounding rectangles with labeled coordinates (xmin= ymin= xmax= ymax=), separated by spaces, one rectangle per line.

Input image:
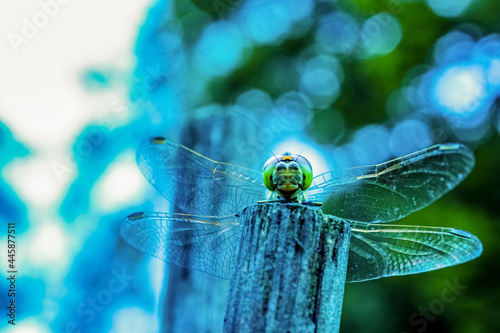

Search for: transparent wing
xmin=346 ymin=221 xmax=483 ymax=282
xmin=120 ymin=212 xmax=240 ymax=279
xmin=137 ymin=137 xmax=267 ymax=217
xmin=307 ymin=144 xmax=474 ymax=222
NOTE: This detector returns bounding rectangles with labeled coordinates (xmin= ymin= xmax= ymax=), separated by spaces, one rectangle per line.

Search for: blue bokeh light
xmin=431 ymin=63 xmax=487 ymax=117
xmin=407 ymin=31 xmax=500 ymax=138
xmin=426 ymin=0 xmax=475 ymax=18
xmin=358 ymin=13 xmax=402 ymax=58
xmin=316 ymin=12 xmax=359 ymax=54
xmin=237 ymin=0 xmax=292 ymax=44
xmin=434 ymin=31 xmax=475 ymax=66
xmin=281 ymin=0 xmax=314 ymax=22
xmin=236 ymin=89 xmax=274 ymax=117
xmin=351 ymin=124 xmax=391 ymax=165
xmin=195 ymin=21 xmax=246 ymax=76
xmin=300 ymin=55 xmax=343 ymax=109
xmin=473 ymin=34 xmax=500 ymax=61
xmin=487 ymin=59 xmax=500 ymax=86
xmin=389 ymin=119 xmax=432 ymax=157
xmin=271 ymin=91 xmax=313 ymax=132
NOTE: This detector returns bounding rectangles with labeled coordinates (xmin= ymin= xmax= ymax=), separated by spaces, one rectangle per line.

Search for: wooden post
xmin=224 ymin=203 xmax=352 ymax=333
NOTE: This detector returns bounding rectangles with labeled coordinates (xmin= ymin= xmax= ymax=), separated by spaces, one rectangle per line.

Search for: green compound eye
xmin=295 ymin=155 xmax=313 ymax=190
xmin=262 ymin=156 xmax=278 ymax=191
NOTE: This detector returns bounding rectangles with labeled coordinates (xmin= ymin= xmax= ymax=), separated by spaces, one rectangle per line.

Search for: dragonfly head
xmin=263 ymin=153 xmax=313 ymax=201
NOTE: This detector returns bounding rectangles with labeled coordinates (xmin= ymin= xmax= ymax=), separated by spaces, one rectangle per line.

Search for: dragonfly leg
xmin=301 ymin=201 xmax=323 ymax=207
xmin=257 ymin=198 xmax=288 ymax=204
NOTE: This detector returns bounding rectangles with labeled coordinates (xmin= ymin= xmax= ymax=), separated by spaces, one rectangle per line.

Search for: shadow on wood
xmin=224 ymin=203 xmax=352 ymax=333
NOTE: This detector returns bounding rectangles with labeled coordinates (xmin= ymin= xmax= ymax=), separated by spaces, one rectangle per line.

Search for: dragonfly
xmin=121 ymin=137 xmax=482 ymax=282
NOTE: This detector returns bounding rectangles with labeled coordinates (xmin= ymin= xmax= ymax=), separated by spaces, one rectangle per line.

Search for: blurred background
xmin=1 ymin=0 xmax=499 ymax=332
